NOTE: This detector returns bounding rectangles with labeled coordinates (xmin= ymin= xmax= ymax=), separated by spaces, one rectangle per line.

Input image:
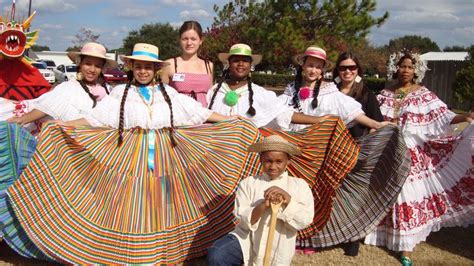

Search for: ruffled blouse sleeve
xmin=33 ymin=80 xmax=96 ymax=121
xmin=378 ymin=87 xmax=456 ymax=137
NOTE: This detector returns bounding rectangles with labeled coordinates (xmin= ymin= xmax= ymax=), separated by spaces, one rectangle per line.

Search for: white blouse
xmin=33 ymin=79 xmax=105 ymax=121
xmin=85 ymin=83 xmax=213 ymax=129
xmin=207 ymin=82 xmax=294 ymax=129
xmin=279 ymin=82 xmax=364 ymax=131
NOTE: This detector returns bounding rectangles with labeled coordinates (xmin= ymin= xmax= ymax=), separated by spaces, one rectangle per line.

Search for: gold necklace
xmin=392 ymin=84 xmax=417 ymax=122
xmin=136 ymin=85 xmax=155 ymax=118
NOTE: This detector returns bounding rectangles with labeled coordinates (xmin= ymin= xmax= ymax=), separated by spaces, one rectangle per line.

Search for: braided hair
xmin=310 ymin=79 xmax=322 ymax=109
xmin=77 ymin=79 xmax=99 ymax=108
xmin=157 ymin=76 xmax=177 ymax=147
xmin=291 ymin=61 xmax=322 ymax=110
xmin=117 ymin=70 xmax=133 ymax=146
xmin=208 ymin=56 xmax=256 ymax=117
xmin=246 ymin=74 xmax=256 ymax=116
xmin=291 ymin=66 xmax=304 ymax=111
xmin=77 ymin=55 xmax=110 ymax=107
xmin=208 ymin=69 xmax=229 ymax=110
xmin=117 ymin=66 xmax=177 ymax=147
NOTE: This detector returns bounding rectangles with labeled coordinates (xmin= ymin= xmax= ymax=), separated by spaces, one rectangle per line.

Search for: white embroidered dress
xmin=86 ymin=83 xmax=212 ymax=129
xmin=364 ymin=87 xmax=474 ymax=251
xmin=279 ymin=82 xmax=364 ymax=131
xmin=206 ymin=82 xmax=293 ymax=129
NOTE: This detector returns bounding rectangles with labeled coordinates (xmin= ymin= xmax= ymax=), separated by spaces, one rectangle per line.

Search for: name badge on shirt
xmin=172 ymin=73 xmax=185 ymax=82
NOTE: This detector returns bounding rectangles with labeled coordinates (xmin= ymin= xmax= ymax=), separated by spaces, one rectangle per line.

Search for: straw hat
xmin=218 ymin=43 xmax=262 ymax=66
xmin=121 ymin=43 xmax=170 ymax=66
xmin=68 ymin=42 xmax=118 ymax=69
xmin=247 ymin=135 xmax=302 ymax=156
xmin=293 ymin=45 xmax=333 ymax=69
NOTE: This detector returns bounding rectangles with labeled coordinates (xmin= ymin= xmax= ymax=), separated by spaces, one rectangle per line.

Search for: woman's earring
xmin=76 ymin=72 xmax=83 ymax=81
xmin=355 ymin=75 xmax=362 ymax=83
xmin=334 ymin=76 xmax=341 ymax=84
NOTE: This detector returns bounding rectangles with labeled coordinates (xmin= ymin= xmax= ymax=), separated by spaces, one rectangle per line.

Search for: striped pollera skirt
xmin=298 ymin=125 xmax=410 ymax=247
xmin=5 ymin=117 xmax=358 ymax=264
xmin=0 ymin=122 xmax=51 ymax=260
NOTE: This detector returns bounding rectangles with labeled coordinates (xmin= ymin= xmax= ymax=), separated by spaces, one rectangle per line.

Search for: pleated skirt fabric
xmin=307 ymin=125 xmax=410 ymax=247
xmin=5 ymin=117 xmax=359 ymax=264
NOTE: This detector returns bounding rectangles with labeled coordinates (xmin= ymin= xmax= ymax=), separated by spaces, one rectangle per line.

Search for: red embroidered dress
xmin=364 ymin=87 xmax=474 ymax=251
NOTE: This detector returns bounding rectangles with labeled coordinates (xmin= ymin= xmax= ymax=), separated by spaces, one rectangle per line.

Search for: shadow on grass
xmin=424 ymin=225 xmax=474 ymax=261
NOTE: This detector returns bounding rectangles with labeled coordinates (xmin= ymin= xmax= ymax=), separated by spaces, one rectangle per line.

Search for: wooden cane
xmin=263 ymin=200 xmax=283 ymax=266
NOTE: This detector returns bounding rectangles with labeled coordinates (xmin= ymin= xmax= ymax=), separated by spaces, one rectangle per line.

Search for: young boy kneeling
xmin=207 ymin=135 xmax=314 ymax=265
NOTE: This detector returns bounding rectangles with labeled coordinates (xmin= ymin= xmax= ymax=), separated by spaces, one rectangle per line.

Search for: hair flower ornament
xmin=387 ymin=50 xmax=429 ymax=84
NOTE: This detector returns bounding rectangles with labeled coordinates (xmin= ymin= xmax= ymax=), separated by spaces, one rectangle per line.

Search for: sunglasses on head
xmin=338 ymin=65 xmax=358 ymax=71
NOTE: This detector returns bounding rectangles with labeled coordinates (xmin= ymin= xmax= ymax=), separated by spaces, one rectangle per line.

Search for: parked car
xmin=32 ymin=61 xmax=55 ymax=84
xmin=37 ymin=59 xmax=57 ymax=71
xmin=103 ymin=68 xmax=128 ymax=84
xmin=54 ymin=64 xmax=77 ymax=83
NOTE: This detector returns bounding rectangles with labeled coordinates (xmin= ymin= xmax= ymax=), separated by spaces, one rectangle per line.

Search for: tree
xmin=349 ymin=39 xmax=388 ymax=76
xmin=31 ymin=45 xmax=51 ymax=51
xmin=67 ymin=28 xmax=100 ymax=52
xmin=453 ymin=45 xmax=474 ymax=111
xmin=443 ymin=45 xmax=466 ymax=52
xmin=207 ymin=0 xmax=389 ymax=72
xmin=122 ymin=23 xmax=180 ymax=62
xmin=386 ymin=35 xmax=440 ymax=54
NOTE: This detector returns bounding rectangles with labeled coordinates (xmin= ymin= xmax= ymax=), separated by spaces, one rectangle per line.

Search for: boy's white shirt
xmin=231 ymin=171 xmax=314 ymax=266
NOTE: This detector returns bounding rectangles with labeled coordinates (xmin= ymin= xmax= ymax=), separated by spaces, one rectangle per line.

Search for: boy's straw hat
xmin=247 ymin=135 xmax=301 ymax=156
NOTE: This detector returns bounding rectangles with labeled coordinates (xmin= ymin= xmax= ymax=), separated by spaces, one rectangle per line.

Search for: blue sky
xmin=2 ymin=0 xmax=473 ymax=51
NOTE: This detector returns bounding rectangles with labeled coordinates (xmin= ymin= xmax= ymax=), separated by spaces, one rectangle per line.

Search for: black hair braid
xmin=208 ymin=69 xmax=229 ymax=109
xmin=246 ymin=76 xmax=256 ymax=116
xmin=310 ymin=78 xmax=322 ymax=109
xmin=158 ymin=77 xmax=177 ymax=147
xmin=98 ymin=72 xmax=110 ymax=94
xmin=292 ymin=66 xmax=304 ymax=111
xmin=117 ymin=70 xmax=133 ymax=146
xmin=77 ymin=79 xmax=98 ymax=108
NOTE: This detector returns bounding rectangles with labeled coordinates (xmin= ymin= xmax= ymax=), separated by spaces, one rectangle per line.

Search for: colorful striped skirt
xmin=0 ymin=122 xmax=52 ymax=260
xmin=0 ymin=122 xmax=37 ymax=236
xmin=298 ymin=125 xmax=410 ymax=247
xmin=5 ymin=117 xmax=358 ymax=264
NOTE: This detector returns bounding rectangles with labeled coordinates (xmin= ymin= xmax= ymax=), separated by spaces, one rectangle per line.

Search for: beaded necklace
xmin=392 ymin=84 xmax=418 ymax=122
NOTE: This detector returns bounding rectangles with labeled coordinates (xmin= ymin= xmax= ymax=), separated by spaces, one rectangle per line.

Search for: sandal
xmin=400 ymin=256 xmax=413 ymax=266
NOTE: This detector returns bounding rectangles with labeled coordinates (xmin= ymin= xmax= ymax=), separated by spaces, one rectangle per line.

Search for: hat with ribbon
xmin=120 ymin=43 xmax=169 ymax=66
xmin=293 ymin=45 xmax=333 ymax=69
xmin=68 ymin=42 xmax=118 ymax=69
xmin=218 ymin=43 xmax=262 ymax=66
xmin=247 ymin=135 xmax=302 ymax=156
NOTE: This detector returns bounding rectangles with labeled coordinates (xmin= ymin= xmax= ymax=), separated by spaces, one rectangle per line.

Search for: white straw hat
xmin=121 ymin=43 xmax=170 ymax=66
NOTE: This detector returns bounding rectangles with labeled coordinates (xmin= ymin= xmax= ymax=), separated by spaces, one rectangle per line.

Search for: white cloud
xmin=179 ymin=9 xmax=210 ymax=20
xmin=161 ymin=0 xmax=195 ymax=5
xmin=369 ymin=0 xmax=474 ymax=48
xmin=115 ymin=7 xmax=150 ymax=18
xmin=39 ymin=23 xmax=64 ymax=30
xmin=15 ymin=0 xmax=76 ymax=13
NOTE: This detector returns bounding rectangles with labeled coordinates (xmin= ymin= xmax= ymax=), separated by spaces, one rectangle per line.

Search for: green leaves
xmin=207 ymin=0 xmax=388 ymax=72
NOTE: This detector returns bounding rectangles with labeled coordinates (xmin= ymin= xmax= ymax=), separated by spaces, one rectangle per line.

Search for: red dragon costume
xmin=0 ymin=1 xmax=51 ymax=134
